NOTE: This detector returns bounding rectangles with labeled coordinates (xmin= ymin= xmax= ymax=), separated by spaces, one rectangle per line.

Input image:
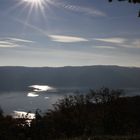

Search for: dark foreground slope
xmin=0 ymin=88 xmax=140 ymax=140
xmin=0 ymin=65 xmax=140 ymax=91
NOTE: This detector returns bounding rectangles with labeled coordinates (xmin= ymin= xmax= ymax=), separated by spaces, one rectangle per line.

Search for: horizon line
xmin=0 ymin=64 xmax=140 ymax=69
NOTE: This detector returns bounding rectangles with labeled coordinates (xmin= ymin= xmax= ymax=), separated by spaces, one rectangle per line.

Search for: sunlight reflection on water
xmin=13 ymin=111 xmax=35 ymax=125
xmin=13 ymin=111 xmax=35 ymax=119
xmin=27 ymin=85 xmax=55 ymax=97
xmin=0 ymin=86 xmax=87 ymax=116
xmin=29 ymin=85 xmax=53 ymax=92
xmin=27 ymin=92 xmax=39 ymax=97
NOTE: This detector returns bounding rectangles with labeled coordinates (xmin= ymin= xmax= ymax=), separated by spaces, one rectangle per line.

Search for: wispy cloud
xmin=122 ymin=39 xmax=140 ymax=48
xmin=0 ymin=44 xmax=18 ymax=48
xmin=94 ymin=37 xmax=140 ymax=49
xmin=62 ymin=4 xmax=106 ymax=17
xmin=49 ymin=35 xmax=88 ymax=43
xmin=94 ymin=46 xmax=116 ymax=49
xmin=7 ymin=38 xmax=34 ymax=43
xmin=0 ymin=40 xmax=18 ymax=48
xmin=48 ymin=1 xmax=106 ymax=17
xmin=132 ymin=39 xmax=140 ymax=48
xmin=0 ymin=37 xmax=34 ymax=48
xmin=94 ymin=37 xmax=125 ymax=44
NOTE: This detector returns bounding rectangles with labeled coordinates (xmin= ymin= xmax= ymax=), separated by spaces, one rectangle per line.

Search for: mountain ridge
xmin=0 ymin=65 xmax=140 ymax=91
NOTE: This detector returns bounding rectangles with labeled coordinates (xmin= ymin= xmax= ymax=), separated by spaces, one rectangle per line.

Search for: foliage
xmin=0 ymin=88 xmax=140 ymax=140
xmin=0 ymin=107 xmax=3 ymax=117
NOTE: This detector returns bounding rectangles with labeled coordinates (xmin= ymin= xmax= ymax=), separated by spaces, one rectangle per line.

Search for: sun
xmin=22 ymin=0 xmax=48 ymax=19
xmin=23 ymin=0 xmax=43 ymax=4
xmin=23 ymin=0 xmax=46 ymax=9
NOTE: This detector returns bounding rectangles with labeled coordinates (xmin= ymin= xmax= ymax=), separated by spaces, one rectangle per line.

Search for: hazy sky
xmin=0 ymin=0 xmax=140 ymax=67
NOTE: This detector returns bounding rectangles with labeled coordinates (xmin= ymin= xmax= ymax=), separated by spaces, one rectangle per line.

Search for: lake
xmin=0 ymin=85 xmax=140 ymax=117
xmin=0 ymin=85 xmax=90 ymax=117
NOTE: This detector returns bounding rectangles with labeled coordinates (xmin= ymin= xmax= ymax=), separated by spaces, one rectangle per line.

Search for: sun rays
xmin=23 ymin=0 xmax=44 ymax=4
xmin=5 ymin=0 xmax=52 ymax=36
xmin=21 ymin=0 xmax=48 ymax=21
xmin=5 ymin=0 xmax=51 ymax=23
xmin=22 ymin=0 xmax=46 ymax=10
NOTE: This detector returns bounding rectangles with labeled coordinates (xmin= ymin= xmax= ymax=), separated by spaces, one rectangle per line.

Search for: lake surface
xmin=0 ymin=85 xmax=89 ymax=117
xmin=0 ymin=85 xmax=140 ymax=117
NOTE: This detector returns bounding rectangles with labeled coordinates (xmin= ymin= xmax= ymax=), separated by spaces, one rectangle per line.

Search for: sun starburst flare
xmin=23 ymin=0 xmax=46 ymax=10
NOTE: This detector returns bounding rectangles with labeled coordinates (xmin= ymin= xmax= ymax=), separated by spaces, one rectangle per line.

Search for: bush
xmin=1 ymin=88 xmax=140 ymax=139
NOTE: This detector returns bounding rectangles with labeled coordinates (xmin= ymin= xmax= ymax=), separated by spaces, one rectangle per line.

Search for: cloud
xmin=7 ymin=38 xmax=34 ymax=43
xmin=0 ymin=44 xmax=18 ymax=48
xmin=94 ymin=37 xmax=140 ymax=49
xmin=62 ymin=4 xmax=106 ymax=17
xmin=122 ymin=39 xmax=140 ymax=48
xmin=94 ymin=46 xmax=116 ymax=49
xmin=0 ymin=37 xmax=34 ymax=48
xmin=49 ymin=35 xmax=88 ymax=43
xmin=94 ymin=37 xmax=125 ymax=44
xmin=0 ymin=40 xmax=18 ymax=48
xmin=132 ymin=39 xmax=140 ymax=48
xmin=48 ymin=1 xmax=106 ymax=17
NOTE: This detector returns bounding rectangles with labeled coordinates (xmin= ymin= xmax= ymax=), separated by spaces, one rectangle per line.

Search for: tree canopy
xmin=1 ymin=88 xmax=140 ymax=139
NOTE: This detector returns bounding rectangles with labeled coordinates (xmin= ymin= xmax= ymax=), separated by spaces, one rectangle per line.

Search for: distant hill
xmin=0 ymin=65 xmax=140 ymax=91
